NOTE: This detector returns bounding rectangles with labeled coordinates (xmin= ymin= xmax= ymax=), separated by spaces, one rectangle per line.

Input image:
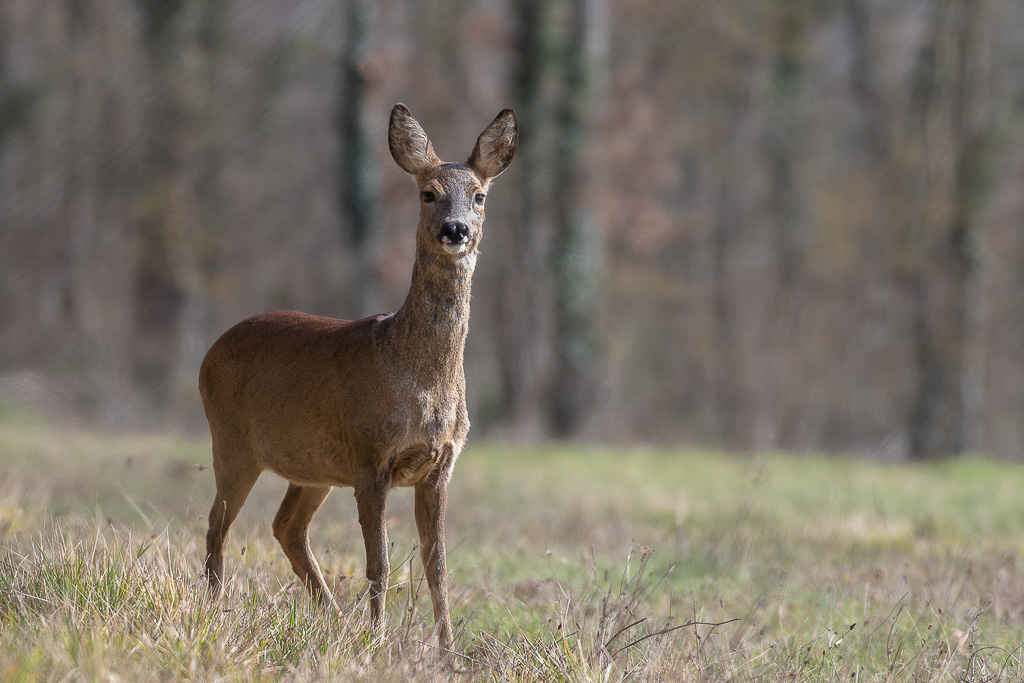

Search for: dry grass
xmin=1 ymin=406 xmax=1024 ymax=680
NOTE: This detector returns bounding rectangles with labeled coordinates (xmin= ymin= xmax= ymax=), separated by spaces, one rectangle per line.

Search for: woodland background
xmin=2 ymin=0 xmax=1023 ymax=460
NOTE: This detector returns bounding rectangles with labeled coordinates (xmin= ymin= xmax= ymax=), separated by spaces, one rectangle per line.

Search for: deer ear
xmin=389 ymin=103 xmax=441 ymax=175
xmin=467 ymin=108 xmax=518 ymax=180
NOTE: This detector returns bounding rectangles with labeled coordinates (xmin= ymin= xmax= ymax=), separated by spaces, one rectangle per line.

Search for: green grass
xmin=1 ymin=408 xmax=1023 ymax=680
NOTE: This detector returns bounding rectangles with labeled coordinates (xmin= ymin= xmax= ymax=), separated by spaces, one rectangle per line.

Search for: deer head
xmin=389 ymin=104 xmax=518 ymax=260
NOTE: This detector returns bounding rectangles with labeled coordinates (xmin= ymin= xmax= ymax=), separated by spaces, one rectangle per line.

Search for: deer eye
xmin=422 ymin=191 xmax=436 ymax=203
xmin=474 ymin=193 xmax=486 ymax=205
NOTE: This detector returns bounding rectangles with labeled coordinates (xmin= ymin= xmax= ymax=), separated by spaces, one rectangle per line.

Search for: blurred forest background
xmin=1 ymin=0 xmax=1023 ymax=460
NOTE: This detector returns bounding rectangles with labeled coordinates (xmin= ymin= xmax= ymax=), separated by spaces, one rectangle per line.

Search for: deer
xmin=198 ymin=103 xmax=518 ymax=651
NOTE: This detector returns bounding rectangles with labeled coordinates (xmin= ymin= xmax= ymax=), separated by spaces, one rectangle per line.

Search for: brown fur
xmin=199 ymin=104 xmax=517 ymax=651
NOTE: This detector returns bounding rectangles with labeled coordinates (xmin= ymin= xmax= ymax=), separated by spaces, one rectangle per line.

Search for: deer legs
xmin=356 ymin=480 xmax=390 ymax=635
xmin=415 ymin=479 xmax=452 ymax=650
xmin=205 ymin=456 xmax=261 ymax=597
xmin=205 ymin=445 xmax=453 ymax=654
xmin=272 ymin=484 xmax=335 ymax=604
xmin=354 ymin=472 xmax=452 ymax=648
xmin=209 ymin=465 xmax=452 ymax=652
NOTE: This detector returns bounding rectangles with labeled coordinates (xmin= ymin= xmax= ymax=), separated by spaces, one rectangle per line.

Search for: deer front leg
xmin=355 ymin=480 xmax=390 ymax=638
xmin=415 ymin=478 xmax=452 ymax=651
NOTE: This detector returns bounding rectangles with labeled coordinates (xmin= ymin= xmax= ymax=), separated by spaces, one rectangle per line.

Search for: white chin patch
xmin=442 ymin=241 xmax=470 ymax=256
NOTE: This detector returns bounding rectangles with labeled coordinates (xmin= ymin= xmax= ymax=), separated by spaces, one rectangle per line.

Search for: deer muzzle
xmin=438 ymin=221 xmax=471 ymax=253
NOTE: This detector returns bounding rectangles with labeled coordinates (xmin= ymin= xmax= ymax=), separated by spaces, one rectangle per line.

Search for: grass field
xmin=2 ymin=403 xmax=1023 ymax=681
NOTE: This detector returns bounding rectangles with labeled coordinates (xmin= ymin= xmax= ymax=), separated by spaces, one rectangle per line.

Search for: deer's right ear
xmin=389 ymin=103 xmax=441 ymax=176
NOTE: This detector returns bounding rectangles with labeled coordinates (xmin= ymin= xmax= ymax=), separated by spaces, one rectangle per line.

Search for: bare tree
xmin=499 ymin=0 xmax=556 ymax=435
xmin=548 ymin=0 xmax=608 ymax=436
xmin=132 ymin=0 xmax=187 ymax=410
xmin=846 ymin=0 xmax=1003 ymax=459
xmin=338 ymin=0 xmax=381 ymax=318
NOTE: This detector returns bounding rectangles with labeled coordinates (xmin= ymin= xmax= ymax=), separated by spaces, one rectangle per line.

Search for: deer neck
xmin=389 ymin=246 xmax=476 ymax=373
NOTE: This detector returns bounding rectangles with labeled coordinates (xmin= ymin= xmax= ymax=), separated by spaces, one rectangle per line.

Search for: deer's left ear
xmin=468 ymin=108 xmax=518 ymax=180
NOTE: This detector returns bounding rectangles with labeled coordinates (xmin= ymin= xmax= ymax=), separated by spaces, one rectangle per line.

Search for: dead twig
xmin=612 ymin=618 xmax=741 ymax=657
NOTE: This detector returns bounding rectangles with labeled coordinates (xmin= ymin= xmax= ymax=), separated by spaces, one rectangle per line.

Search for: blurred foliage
xmin=1 ymin=0 xmax=1024 ymax=457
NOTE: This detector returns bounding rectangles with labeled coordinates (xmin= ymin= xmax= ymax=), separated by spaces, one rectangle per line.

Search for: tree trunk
xmin=338 ymin=0 xmax=380 ymax=319
xmin=132 ymin=0 xmax=187 ymax=410
xmin=548 ymin=0 xmax=607 ymax=437
xmin=846 ymin=0 xmax=993 ymax=459
xmin=764 ymin=1 xmax=810 ymax=289
xmin=499 ymin=0 xmax=554 ymax=435
xmin=176 ymin=0 xmax=227 ymax=426
xmin=908 ymin=265 xmax=968 ymax=458
xmin=709 ymin=92 xmax=755 ymax=448
xmin=907 ymin=0 xmax=989 ymax=459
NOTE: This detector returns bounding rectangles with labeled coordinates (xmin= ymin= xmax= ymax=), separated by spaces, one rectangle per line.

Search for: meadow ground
xmin=1 ymin=402 xmax=1023 ymax=681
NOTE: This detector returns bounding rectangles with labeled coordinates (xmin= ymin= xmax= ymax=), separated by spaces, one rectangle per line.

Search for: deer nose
xmin=439 ymin=221 xmax=471 ymax=244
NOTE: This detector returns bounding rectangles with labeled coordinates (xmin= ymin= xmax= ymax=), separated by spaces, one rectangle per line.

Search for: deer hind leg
xmin=272 ymin=483 xmax=334 ymax=605
xmin=355 ymin=479 xmax=390 ymax=636
xmin=205 ymin=446 xmax=261 ymax=598
xmin=415 ymin=479 xmax=452 ymax=651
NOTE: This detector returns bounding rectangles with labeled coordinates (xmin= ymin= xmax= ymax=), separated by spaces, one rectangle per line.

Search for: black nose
xmin=439 ymin=221 xmax=471 ymax=244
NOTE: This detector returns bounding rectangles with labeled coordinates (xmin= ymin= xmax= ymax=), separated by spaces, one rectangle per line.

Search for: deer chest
xmin=381 ymin=384 xmax=466 ymax=486
xmin=406 ymin=385 xmax=465 ymax=440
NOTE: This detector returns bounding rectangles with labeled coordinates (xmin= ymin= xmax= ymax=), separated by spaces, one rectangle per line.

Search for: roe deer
xmin=199 ymin=104 xmax=518 ymax=650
